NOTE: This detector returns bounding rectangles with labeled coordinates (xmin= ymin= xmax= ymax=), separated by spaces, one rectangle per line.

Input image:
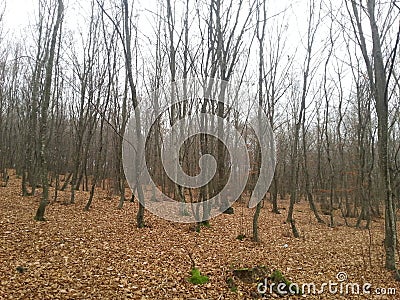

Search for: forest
xmin=0 ymin=0 xmax=400 ymax=298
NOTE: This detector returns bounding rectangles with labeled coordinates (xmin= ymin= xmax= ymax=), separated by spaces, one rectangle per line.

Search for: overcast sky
xmin=3 ymin=0 xmax=31 ymax=30
xmin=1 ymin=0 xmax=344 ymax=114
xmin=2 ymin=0 xmax=314 ymax=73
xmin=3 ymin=0 xmax=308 ymax=39
xmin=2 ymin=0 xmax=361 ymax=104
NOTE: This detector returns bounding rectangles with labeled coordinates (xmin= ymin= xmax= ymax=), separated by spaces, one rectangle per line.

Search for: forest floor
xmin=1 ymin=173 xmax=399 ymax=299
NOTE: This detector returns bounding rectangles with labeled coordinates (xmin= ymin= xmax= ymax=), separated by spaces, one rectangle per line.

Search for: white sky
xmin=3 ymin=0 xmax=33 ymax=32
xmin=4 ymin=0 xmax=397 ymax=131
xmin=0 ymin=0 xmax=343 ymax=112
xmin=2 ymin=0 xmax=308 ymax=38
xmin=0 ymin=0 xmax=372 ymax=105
xmin=0 ymin=0 xmax=313 ymax=75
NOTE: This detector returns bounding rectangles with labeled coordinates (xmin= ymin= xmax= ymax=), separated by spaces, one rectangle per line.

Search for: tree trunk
xmin=121 ymin=0 xmax=146 ymax=227
xmin=271 ymin=176 xmax=280 ymax=214
xmin=35 ymin=0 xmax=64 ymax=221
xmin=366 ymin=0 xmax=397 ymax=272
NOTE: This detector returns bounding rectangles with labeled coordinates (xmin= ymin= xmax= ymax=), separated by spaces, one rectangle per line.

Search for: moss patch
xmin=187 ymin=268 xmax=209 ymax=285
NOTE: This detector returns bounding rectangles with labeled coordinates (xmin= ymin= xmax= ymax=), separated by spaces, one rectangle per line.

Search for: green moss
xmin=188 ymin=268 xmax=209 ymax=285
xmin=201 ymin=221 xmax=211 ymax=228
xmin=236 ymin=234 xmax=245 ymax=241
xmin=226 ymin=277 xmax=237 ymax=292
xmin=270 ymin=269 xmax=301 ymax=294
xmin=271 ymin=270 xmax=286 ymax=283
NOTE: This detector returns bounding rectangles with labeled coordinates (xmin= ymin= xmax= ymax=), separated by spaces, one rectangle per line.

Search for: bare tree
xmin=347 ymin=0 xmax=399 ymax=274
xmin=121 ymin=0 xmax=146 ymax=227
xmin=35 ymin=0 xmax=64 ymax=221
xmin=69 ymin=1 xmax=102 ymax=204
xmin=287 ymin=0 xmax=321 ymax=237
xmin=252 ymin=0 xmax=267 ymax=243
xmin=263 ymin=14 xmax=293 ymax=215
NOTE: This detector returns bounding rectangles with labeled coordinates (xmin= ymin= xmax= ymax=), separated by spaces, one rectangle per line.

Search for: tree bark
xmin=35 ymin=0 xmax=64 ymax=221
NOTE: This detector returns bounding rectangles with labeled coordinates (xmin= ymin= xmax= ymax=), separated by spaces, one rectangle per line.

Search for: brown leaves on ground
xmin=0 ymin=176 xmax=399 ymax=299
